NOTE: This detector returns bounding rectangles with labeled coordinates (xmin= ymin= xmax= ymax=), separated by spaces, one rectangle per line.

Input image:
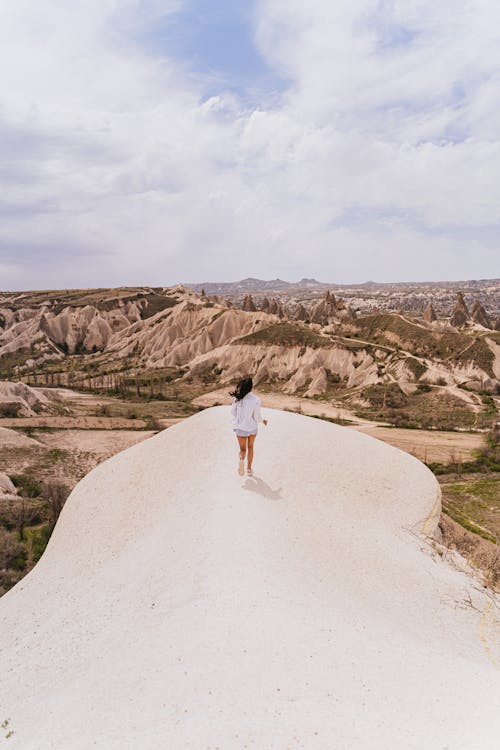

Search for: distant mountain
xmin=185 ymin=277 xmax=500 ymax=297
xmin=186 ymin=277 xmax=329 ymax=295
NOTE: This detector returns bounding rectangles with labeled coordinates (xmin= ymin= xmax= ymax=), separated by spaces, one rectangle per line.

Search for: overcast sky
xmin=1 ymin=0 xmax=499 ymax=289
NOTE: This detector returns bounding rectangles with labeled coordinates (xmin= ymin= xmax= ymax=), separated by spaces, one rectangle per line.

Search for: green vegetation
xmin=0 ymin=402 xmax=22 ymax=417
xmin=428 ymin=426 xmax=500 ymax=475
xmin=47 ymin=448 xmax=68 ymax=462
xmin=453 ymin=338 xmax=495 ymax=378
xmin=10 ymin=473 xmax=42 ymax=498
xmin=362 ymin=383 xmax=408 ymax=410
xmin=358 ymin=384 xmax=477 ymax=430
xmin=416 ymin=382 xmax=432 ymax=393
xmin=405 ymin=357 xmax=427 ymax=380
xmin=482 ymin=394 xmax=497 ymax=415
xmin=48 ymin=289 xmax=179 ymax=317
xmin=136 ymin=293 xmax=179 ymax=319
xmin=354 ymin=314 xmax=476 ymax=361
xmin=234 ymin=322 xmax=332 ymax=348
xmin=0 ymin=475 xmax=70 ymax=596
xmin=0 ymin=349 xmax=34 ymax=379
xmin=310 ymin=413 xmax=353 ymax=426
xmin=440 ymin=477 xmax=500 ymax=544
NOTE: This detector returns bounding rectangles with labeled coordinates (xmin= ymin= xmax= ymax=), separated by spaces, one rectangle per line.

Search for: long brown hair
xmin=230 ymin=377 xmax=253 ymax=401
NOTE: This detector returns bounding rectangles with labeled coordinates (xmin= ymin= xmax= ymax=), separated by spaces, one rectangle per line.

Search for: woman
xmin=230 ymin=377 xmax=268 ymax=476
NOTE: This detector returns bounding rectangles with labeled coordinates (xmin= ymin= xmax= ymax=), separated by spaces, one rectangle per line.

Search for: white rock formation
xmin=0 ymin=408 xmax=499 ymax=749
xmin=0 ymin=472 xmax=16 ymax=494
xmin=0 ymin=380 xmax=49 ymax=416
xmin=0 ymin=426 xmax=41 ymax=448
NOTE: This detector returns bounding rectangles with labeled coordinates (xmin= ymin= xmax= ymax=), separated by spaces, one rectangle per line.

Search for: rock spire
xmin=423 ymin=302 xmax=437 ymax=324
xmin=471 ymin=301 xmax=491 ymax=329
xmin=450 ymin=292 xmax=470 ymax=328
xmin=242 ymin=294 xmax=256 ymax=312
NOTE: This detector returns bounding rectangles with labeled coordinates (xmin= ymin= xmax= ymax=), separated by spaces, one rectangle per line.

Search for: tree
xmin=9 ymin=496 xmax=40 ymax=541
xmin=43 ymin=480 xmax=70 ymax=530
xmin=0 ymin=528 xmax=24 ymax=569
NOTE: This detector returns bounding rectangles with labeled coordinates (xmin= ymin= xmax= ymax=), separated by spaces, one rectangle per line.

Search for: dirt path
xmin=36 ymin=429 xmax=157 ymax=458
xmin=352 ymin=425 xmax=484 ymax=463
xmin=0 ymin=416 xmax=149 ymax=429
xmin=38 ymin=387 xmax=117 ymax=406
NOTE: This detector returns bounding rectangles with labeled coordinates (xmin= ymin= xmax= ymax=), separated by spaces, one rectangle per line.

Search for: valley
xmin=0 ymin=280 xmax=499 ymax=596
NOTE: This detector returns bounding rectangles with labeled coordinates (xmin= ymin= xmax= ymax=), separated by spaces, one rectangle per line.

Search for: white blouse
xmin=230 ymin=392 xmax=263 ymax=433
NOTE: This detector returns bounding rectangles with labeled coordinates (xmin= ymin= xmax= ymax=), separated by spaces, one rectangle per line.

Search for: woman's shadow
xmin=242 ymin=475 xmax=282 ymax=501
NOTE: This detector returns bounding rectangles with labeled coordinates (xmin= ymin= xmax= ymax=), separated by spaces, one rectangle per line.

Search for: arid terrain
xmin=0 ymin=280 xmax=498 ymax=595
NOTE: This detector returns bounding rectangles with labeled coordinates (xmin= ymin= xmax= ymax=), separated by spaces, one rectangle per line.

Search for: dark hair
xmin=230 ymin=377 xmax=253 ymax=401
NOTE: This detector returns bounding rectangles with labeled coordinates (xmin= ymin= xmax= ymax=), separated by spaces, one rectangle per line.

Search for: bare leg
xmin=236 ymin=435 xmax=248 ymax=475
xmin=247 ymin=434 xmax=256 ymax=471
xmin=237 ymin=435 xmax=247 ymax=460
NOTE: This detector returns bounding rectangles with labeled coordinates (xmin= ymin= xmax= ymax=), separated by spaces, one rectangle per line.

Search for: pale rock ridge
xmin=0 ymin=408 xmax=498 ymax=749
xmin=39 ymin=304 xmax=140 ymax=353
xmin=107 ymin=302 xmax=278 ymax=369
xmin=0 ymin=301 xmax=142 ymax=363
xmin=0 ymin=380 xmax=49 ymax=416
xmin=188 ymin=341 xmax=377 ymax=392
xmin=0 ymin=426 xmax=42 ymax=447
xmin=0 ymin=472 xmax=16 ymax=495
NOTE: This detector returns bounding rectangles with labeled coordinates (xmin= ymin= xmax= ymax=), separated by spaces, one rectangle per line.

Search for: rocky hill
xmin=0 ymin=408 xmax=498 ymax=748
xmin=1 ymin=286 xmax=499 ymax=430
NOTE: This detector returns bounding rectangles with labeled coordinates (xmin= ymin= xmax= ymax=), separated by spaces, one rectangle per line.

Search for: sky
xmin=0 ymin=0 xmax=499 ymax=289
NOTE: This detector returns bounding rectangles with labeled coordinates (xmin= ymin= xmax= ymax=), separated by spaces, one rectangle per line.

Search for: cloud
xmin=0 ymin=0 xmax=499 ymax=289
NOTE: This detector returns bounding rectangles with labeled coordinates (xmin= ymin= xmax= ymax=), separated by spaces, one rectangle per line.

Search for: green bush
xmin=10 ymin=474 xmax=42 ymax=498
xmin=417 ymin=383 xmax=432 ymax=393
xmin=0 ymin=403 xmax=22 ymax=418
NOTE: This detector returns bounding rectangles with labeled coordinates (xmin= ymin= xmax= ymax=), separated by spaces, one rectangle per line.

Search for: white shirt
xmin=230 ymin=392 xmax=263 ymax=433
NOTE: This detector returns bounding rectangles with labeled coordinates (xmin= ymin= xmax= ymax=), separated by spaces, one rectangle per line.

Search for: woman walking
xmin=230 ymin=377 xmax=267 ymax=476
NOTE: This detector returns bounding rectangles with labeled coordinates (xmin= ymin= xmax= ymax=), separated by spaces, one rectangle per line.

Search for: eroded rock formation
xmin=423 ymin=302 xmax=437 ymax=323
xmin=242 ymin=294 xmax=256 ymax=312
xmin=450 ymin=292 xmax=470 ymax=328
xmin=471 ymin=301 xmax=492 ymax=329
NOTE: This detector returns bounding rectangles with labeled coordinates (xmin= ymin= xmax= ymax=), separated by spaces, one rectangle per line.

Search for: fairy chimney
xmin=242 ymin=294 xmax=256 ymax=312
xmin=294 ymin=303 xmax=309 ymax=322
xmin=471 ymin=301 xmax=492 ymax=329
xmin=423 ymin=302 xmax=437 ymax=324
xmin=260 ymin=297 xmax=271 ymax=313
xmin=450 ymin=292 xmax=470 ymax=328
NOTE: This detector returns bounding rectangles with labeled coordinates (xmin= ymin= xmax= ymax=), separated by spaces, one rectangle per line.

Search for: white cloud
xmin=0 ymin=0 xmax=499 ymax=288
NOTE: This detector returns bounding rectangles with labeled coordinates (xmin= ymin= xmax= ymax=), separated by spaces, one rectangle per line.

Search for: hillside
xmin=1 ymin=286 xmax=499 ymax=432
xmin=0 ymin=408 xmax=499 ymax=748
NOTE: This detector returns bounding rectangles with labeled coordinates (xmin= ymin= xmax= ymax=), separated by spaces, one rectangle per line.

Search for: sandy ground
xmin=0 ymin=407 xmax=498 ymax=749
xmin=36 ymin=429 xmax=157 ymax=458
xmin=38 ymin=387 xmax=118 ymax=406
xmin=353 ymin=425 xmax=484 ymax=463
xmin=0 ymin=426 xmax=42 ymax=447
xmin=0 ymin=416 xmax=150 ymax=429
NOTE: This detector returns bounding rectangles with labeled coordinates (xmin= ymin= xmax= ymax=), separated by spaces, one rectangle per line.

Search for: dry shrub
xmin=439 ymin=514 xmax=500 ymax=592
xmin=42 ymin=480 xmax=70 ymax=530
xmin=0 ymin=528 xmax=24 ymax=569
xmin=145 ymin=415 xmax=163 ymax=431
